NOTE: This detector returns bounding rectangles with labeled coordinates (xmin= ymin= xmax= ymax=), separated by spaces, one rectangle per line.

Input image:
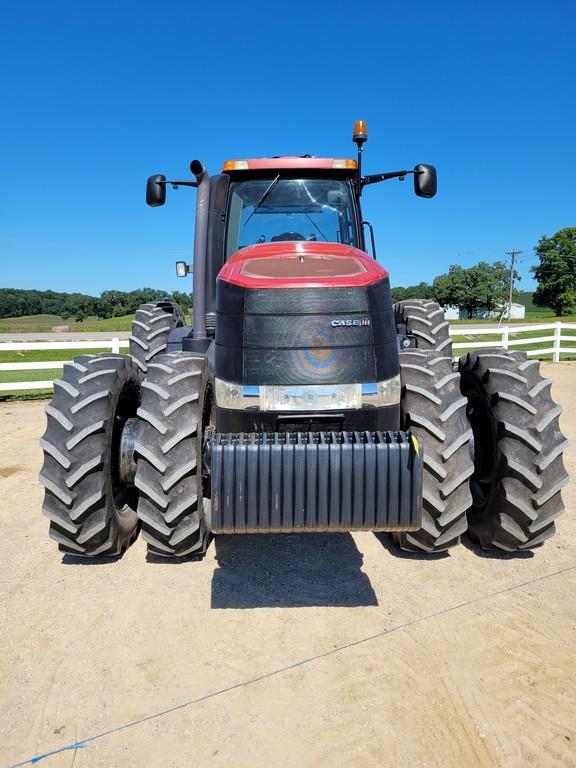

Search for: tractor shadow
xmin=461 ymin=535 xmax=534 ymax=559
xmin=211 ymin=533 xmax=378 ymax=609
xmin=373 ymin=532 xmax=450 ymax=560
xmin=374 ymin=532 xmax=534 ymax=559
xmin=61 ymin=554 xmax=124 ymax=565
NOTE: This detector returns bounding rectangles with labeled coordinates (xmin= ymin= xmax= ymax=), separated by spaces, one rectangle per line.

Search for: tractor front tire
xmin=134 ymin=352 xmax=211 ymax=558
xmin=129 ymin=301 xmax=185 ymax=374
xmin=394 ymin=299 xmax=451 ymax=355
xmin=459 ymin=349 xmax=568 ymax=550
xmin=394 ymin=349 xmax=474 ymax=552
xmin=39 ymin=354 xmax=141 ymax=556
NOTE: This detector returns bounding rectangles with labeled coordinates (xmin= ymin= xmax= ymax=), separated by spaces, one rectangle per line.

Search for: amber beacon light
xmin=353 ymin=119 xmax=368 ymax=146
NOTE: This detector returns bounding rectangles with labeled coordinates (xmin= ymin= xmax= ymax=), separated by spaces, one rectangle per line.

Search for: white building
xmin=503 ymin=302 xmax=526 ymax=320
xmin=441 ymin=303 xmax=525 ymax=321
xmin=442 ymin=305 xmax=460 ymax=320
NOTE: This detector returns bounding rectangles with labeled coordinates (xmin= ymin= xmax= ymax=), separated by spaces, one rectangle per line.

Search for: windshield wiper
xmin=243 ymin=175 xmax=281 ymax=227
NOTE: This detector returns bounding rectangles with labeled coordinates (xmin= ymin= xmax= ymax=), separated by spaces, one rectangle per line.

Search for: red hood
xmin=217 ymin=241 xmax=388 ymax=289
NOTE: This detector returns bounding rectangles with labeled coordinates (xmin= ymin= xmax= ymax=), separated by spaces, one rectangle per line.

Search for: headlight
xmin=215 ymin=375 xmax=401 ymax=411
xmin=214 ymin=379 xmax=259 ymax=410
xmin=361 ymin=374 xmax=401 ymax=406
xmin=260 ymin=384 xmax=362 ymax=412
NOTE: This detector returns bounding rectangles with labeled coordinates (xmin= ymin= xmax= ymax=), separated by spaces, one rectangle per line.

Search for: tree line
xmin=393 ymin=227 xmax=575 ymax=317
xmin=0 ymin=288 xmax=192 ymax=321
xmin=391 ymin=261 xmax=514 ymax=317
xmin=2 ymin=228 xmax=574 ymax=320
xmin=531 ymin=227 xmax=576 ymax=316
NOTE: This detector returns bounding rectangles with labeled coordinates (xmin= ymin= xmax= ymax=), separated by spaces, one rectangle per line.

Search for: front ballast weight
xmin=207 ymin=431 xmax=423 ymax=534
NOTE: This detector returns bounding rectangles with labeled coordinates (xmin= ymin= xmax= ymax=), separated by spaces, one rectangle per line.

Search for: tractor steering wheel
xmin=271 ymin=231 xmax=306 ymax=242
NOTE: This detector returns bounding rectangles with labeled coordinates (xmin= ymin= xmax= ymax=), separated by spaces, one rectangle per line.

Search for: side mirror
xmin=414 ymin=164 xmax=437 ymax=198
xmin=146 ymin=174 xmax=166 ymax=207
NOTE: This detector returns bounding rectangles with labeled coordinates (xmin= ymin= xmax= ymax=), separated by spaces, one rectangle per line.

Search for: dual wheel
xmin=395 ymin=347 xmax=568 ymax=552
xmin=40 ymin=300 xmax=210 ymax=558
xmin=394 ymin=299 xmax=568 ymax=552
xmin=128 ymin=301 xmax=184 ymax=374
xmin=39 ymin=351 xmax=211 ymax=558
xmin=39 ymin=301 xmax=568 ymax=558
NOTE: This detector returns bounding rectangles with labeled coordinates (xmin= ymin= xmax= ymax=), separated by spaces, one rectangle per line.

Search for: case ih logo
xmin=331 ymin=318 xmax=371 ymax=328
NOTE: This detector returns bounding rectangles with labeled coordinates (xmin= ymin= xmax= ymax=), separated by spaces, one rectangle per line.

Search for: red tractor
xmin=40 ymin=121 xmax=568 ymax=558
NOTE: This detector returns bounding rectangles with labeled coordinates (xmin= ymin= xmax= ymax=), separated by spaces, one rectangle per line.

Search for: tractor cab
xmin=221 ymin=162 xmax=361 ymax=256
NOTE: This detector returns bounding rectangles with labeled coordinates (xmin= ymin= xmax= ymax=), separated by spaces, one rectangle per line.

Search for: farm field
xmin=0 ymin=313 xmax=137 ymax=334
xmin=0 ymin=363 xmax=575 ymax=767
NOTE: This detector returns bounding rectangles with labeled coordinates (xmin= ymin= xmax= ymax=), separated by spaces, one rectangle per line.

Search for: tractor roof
xmin=222 ymin=156 xmax=357 ymax=173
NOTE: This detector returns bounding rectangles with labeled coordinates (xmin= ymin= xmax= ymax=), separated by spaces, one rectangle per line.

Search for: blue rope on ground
xmin=30 ymin=744 xmax=86 ymax=764
xmin=6 ymin=563 xmax=576 ymax=768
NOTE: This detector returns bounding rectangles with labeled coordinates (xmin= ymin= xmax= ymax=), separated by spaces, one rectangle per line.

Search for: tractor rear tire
xmin=39 ymin=354 xmax=141 ymax=556
xmin=459 ymin=349 xmax=568 ymax=550
xmin=393 ymin=349 xmax=474 ymax=552
xmin=134 ymin=352 xmax=211 ymax=557
xmin=394 ymin=299 xmax=452 ymax=355
xmin=129 ymin=301 xmax=185 ymax=373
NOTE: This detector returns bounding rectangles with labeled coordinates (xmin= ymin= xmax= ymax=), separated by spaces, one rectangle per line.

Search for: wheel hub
xmin=118 ymin=417 xmax=140 ymax=487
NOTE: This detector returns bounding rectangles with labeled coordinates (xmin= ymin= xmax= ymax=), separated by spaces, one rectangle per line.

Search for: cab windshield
xmin=225 ymin=177 xmax=359 ymax=258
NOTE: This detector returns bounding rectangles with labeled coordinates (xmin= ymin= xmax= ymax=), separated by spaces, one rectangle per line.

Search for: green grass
xmin=523 ymin=310 xmax=576 ymax=323
xmin=80 ymin=314 xmax=136 ymax=332
xmin=0 ymin=313 xmax=63 ymax=327
xmin=0 ymin=313 xmax=136 ymax=333
xmin=0 ymin=348 xmax=117 ymax=363
xmin=0 ymin=368 xmax=63 ymax=381
xmin=516 ymin=291 xmax=548 ymax=314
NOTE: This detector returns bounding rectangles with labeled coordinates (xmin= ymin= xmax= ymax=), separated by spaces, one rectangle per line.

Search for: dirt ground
xmin=1 ymin=362 xmax=575 ymax=768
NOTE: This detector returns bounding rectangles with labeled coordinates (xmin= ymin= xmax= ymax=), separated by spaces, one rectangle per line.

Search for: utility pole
xmin=505 ymin=249 xmax=523 ymax=320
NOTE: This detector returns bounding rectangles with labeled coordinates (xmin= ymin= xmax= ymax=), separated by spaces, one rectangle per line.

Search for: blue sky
xmin=1 ymin=0 xmax=574 ymax=296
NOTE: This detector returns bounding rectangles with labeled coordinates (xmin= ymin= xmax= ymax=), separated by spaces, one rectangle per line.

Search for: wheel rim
xmin=110 ymin=377 xmax=141 ymax=512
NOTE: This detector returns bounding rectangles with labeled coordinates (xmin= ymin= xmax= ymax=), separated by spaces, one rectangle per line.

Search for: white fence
xmin=0 ymin=338 xmax=128 ymax=392
xmin=450 ymin=321 xmax=576 ymax=363
xmin=0 ymin=324 xmax=575 ymax=393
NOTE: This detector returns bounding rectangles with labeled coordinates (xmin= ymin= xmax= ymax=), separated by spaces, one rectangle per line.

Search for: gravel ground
xmin=1 ymin=362 xmax=575 ymax=768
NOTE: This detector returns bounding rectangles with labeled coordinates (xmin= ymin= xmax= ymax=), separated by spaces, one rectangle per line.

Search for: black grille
xmin=215 ymin=276 xmax=398 ymax=385
xmin=245 ymin=287 xmax=369 ymax=314
xmin=244 ymin=314 xmax=373 ymax=348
